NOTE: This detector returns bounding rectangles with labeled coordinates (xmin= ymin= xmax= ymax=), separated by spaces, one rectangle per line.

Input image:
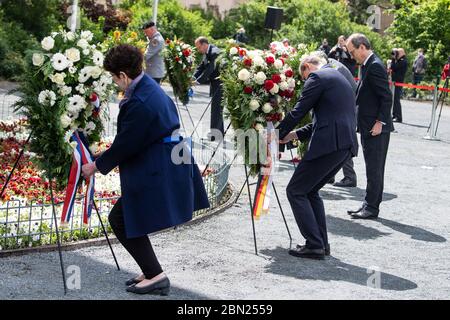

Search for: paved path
xmin=0 ymin=84 xmax=449 ymax=299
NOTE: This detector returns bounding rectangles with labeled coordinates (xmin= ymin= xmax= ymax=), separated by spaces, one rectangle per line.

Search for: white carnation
xmin=38 ymin=90 xmax=56 ymax=106
xmin=32 ymin=53 xmax=45 ymax=67
xmin=253 ymin=55 xmax=265 ymax=67
xmin=254 ymin=123 xmax=264 ymax=132
xmin=41 ymin=37 xmax=55 ymax=51
xmin=60 ymin=113 xmax=72 ymax=128
xmin=249 ymin=99 xmax=260 ymax=111
xmin=65 ymin=48 xmax=81 ymax=62
xmin=238 ymin=69 xmax=251 ymax=82
xmin=77 ymin=38 xmax=89 ymax=49
xmin=59 ymin=86 xmax=72 ymax=96
xmin=80 ymin=30 xmax=93 ymax=42
xmin=269 ymin=83 xmax=279 ymax=95
xmin=262 ymin=103 xmax=273 ymax=114
xmin=83 ymin=49 xmax=90 ymax=56
xmin=51 ymin=53 xmax=69 ymax=71
xmin=255 ymin=71 xmax=267 ymax=85
xmin=274 ymin=59 xmax=284 ymax=69
xmin=280 ymin=74 xmax=287 ymax=82
xmin=66 ymin=32 xmax=76 ymax=41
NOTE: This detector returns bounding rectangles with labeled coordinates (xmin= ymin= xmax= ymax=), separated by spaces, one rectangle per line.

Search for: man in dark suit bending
xmin=346 ymin=33 xmax=393 ymax=219
xmin=278 ymin=55 xmax=358 ymax=260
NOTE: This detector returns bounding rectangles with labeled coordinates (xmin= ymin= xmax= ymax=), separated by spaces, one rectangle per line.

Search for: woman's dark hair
xmin=103 ymin=44 xmax=143 ymax=79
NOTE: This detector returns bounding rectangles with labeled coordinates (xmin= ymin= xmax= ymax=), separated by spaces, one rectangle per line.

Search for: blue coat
xmin=96 ymin=75 xmax=210 ymax=238
xmin=278 ymin=67 xmax=358 ymax=160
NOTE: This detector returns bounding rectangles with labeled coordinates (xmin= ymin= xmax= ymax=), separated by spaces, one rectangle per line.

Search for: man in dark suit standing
xmin=194 ymin=37 xmax=224 ymax=140
xmin=390 ymin=48 xmax=407 ymax=123
xmin=346 ymin=33 xmax=393 ymax=219
xmin=278 ymin=55 xmax=358 ymax=259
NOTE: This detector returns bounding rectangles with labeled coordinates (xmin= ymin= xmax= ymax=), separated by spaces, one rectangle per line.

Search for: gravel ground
xmin=0 ymin=84 xmax=449 ymax=300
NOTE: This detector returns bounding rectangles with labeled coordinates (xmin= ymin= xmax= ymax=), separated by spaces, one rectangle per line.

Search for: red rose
xmin=89 ymin=93 xmax=98 ymax=102
xmin=285 ymin=90 xmax=295 ymax=99
xmin=264 ymin=80 xmax=275 ymax=91
xmin=285 ymin=69 xmax=294 ymax=78
xmin=244 ymin=58 xmax=252 ymax=67
xmin=266 ymin=56 xmax=275 ymax=65
xmin=271 ymin=74 xmax=282 ymax=84
xmin=280 ymin=58 xmax=285 ymax=65
xmin=279 ymin=90 xmax=286 ymax=97
xmin=182 ymin=49 xmax=190 ymax=57
xmin=244 ymin=86 xmax=253 ymax=94
xmin=175 ymin=56 xmax=181 ymax=62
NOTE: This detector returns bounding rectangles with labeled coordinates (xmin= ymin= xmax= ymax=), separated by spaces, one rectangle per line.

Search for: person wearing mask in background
xmin=390 ymin=48 xmax=407 ymax=123
xmin=411 ymin=49 xmax=427 ymax=98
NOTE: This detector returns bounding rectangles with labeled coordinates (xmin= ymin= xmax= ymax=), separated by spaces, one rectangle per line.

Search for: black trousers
xmin=333 ymin=157 xmax=357 ymax=183
xmin=392 ymin=86 xmax=403 ymax=121
xmin=286 ymin=149 xmax=351 ymax=249
xmin=360 ymin=133 xmax=390 ymax=214
xmin=109 ymin=198 xmax=163 ymax=279
xmin=210 ymin=81 xmax=224 ymax=136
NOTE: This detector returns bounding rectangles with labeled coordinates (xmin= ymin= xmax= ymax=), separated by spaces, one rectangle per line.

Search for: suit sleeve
xmin=95 ymin=103 xmax=156 ymax=175
xmin=194 ymin=51 xmax=219 ymax=84
xmin=368 ymin=63 xmax=392 ymax=124
xmin=277 ymin=73 xmax=323 ymax=140
xmin=145 ymin=37 xmax=163 ymax=63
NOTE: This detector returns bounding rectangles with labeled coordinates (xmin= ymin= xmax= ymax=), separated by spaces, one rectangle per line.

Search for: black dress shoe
xmin=351 ymin=208 xmax=378 ymax=219
xmin=333 ymin=178 xmax=356 ymax=188
xmin=327 ymin=177 xmax=335 ymax=184
xmin=296 ymin=244 xmax=330 ymax=256
xmin=347 ymin=206 xmax=364 ymax=215
xmin=289 ymin=246 xmax=325 ymax=260
xmin=126 ymin=277 xmax=170 ymax=295
xmin=392 ymin=117 xmax=402 ymax=123
xmin=125 ymin=276 xmax=143 ymax=286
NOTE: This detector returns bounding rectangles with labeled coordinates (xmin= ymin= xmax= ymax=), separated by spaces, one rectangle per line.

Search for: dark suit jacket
xmin=194 ymin=44 xmax=222 ymax=95
xmin=356 ymin=54 xmax=394 ymax=136
xmin=391 ymin=56 xmax=408 ymax=82
xmin=326 ymin=59 xmax=357 ymax=92
xmin=96 ymin=75 xmax=209 ymax=238
xmin=278 ymin=68 xmax=358 ymax=161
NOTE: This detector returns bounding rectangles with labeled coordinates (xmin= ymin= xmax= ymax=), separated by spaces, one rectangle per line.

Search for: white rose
xmin=255 ymin=71 xmax=267 ymax=85
xmin=279 ymin=81 xmax=289 ymax=91
xmin=81 ymin=30 xmax=93 ymax=42
xmin=41 ymin=37 xmax=55 ymax=51
xmin=249 ymin=99 xmax=260 ymax=111
xmin=269 ymin=83 xmax=279 ymax=95
xmin=238 ymin=69 xmax=251 ymax=81
xmin=83 ymin=49 xmax=90 ymax=56
xmin=230 ymin=47 xmax=238 ymax=55
xmin=274 ymin=59 xmax=283 ymax=69
xmin=60 ymin=113 xmax=72 ymax=128
xmin=262 ymin=103 xmax=273 ymax=114
xmin=77 ymin=38 xmax=89 ymax=49
xmin=280 ymin=74 xmax=286 ymax=82
xmin=66 ymin=32 xmax=76 ymax=41
xmin=49 ymin=73 xmax=66 ymax=86
xmin=288 ymin=78 xmax=296 ymax=89
xmin=51 ymin=53 xmax=69 ymax=71
xmin=89 ymin=66 xmax=102 ymax=79
xmin=65 ymin=48 xmax=80 ymax=62
xmin=32 ymin=53 xmax=45 ymax=67
xmin=59 ymin=86 xmax=72 ymax=96
xmin=92 ymin=51 xmax=104 ymax=66
xmin=254 ymin=123 xmax=264 ymax=132
xmin=253 ymin=55 xmax=265 ymax=67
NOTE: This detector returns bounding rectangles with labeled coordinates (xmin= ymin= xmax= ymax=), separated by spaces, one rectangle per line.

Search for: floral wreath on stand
xmin=163 ymin=37 xmax=196 ymax=105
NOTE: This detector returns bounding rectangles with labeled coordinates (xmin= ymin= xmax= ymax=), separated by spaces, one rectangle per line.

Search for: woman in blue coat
xmin=82 ymin=45 xmax=209 ymax=295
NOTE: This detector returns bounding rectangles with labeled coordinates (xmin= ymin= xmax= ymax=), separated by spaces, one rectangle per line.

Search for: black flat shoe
xmin=289 ymin=246 xmax=325 ymax=260
xmin=126 ymin=277 xmax=170 ymax=295
xmin=125 ymin=276 xmax=144 ymax=286
xmin=296 ymin=244 xmax=330 ymax=256
xmin=351 ymin=208 xmax=378 ymax=219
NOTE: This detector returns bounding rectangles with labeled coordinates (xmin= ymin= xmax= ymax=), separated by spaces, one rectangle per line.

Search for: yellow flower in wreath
xmin=113 ymin=31 xmax=121 ymax=41
xmin=130 ymin=32 xmax=138 ymax=39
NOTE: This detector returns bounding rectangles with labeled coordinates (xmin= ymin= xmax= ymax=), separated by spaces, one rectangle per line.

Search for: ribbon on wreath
xmin=61 ymin=131 xmax=95 ymax=225
xmin=252 ymin=121 xmax=277 ymax=219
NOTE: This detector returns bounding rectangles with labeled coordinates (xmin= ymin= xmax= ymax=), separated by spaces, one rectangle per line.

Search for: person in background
xmin=411 ymin=48 xmax=427 ymax=98
xmin=282 ymin=38 xmax=290 ymax=47
xmin=233 ymin=27 xmax=249 ymax=45
xmin=346 ymin=33 xmax=393 ymax=220
xmin=82 ymin=44 xmax=209 ymax=295
xmin=193 ymin=36 xmax=224 ymax=141
xmin=319 ymin=38 xmax=331 ymax=56
xmin=142 ymin=21 xmax=166 ymax=84
xmin=328 ymin=35 xmax=357 ymax=76
xmin=390 ymin=48 xmax=407 ymax=123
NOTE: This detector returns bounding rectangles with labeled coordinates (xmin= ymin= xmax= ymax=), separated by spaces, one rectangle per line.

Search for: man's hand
xmin=82 ymin=162 xmax=97 ymax=180
xmin=280 ymin=131 xmax=298 ymax=144
xmin=370 ymin=121 xmax=383 ymax=136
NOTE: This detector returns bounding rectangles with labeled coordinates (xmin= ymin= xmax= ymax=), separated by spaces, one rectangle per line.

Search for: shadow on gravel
xmin=0 ymin=250 xmax=212 ymax=300
xmin=400 ymin=122 xmax=429 ymax=129
xmin=261 ymin=247 xmax=418 ymax=291
xmin=326 ymin=216 xmax=391 ymax=240
xmin=320 ymin=187 xmax=397 ymax=202
xmin=374 ymin=218 xmax=447 ymax=243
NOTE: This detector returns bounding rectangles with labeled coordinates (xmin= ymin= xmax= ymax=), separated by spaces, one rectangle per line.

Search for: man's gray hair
xmin=310 ymin=51 xmax=329 ymax=64
xmin=347 ymin=33 xmax=371 ymax=50
xmin=300 ymin=55 xmax=327 ymax=72
xmin=195 ymin=36 xmax=209 ymax=45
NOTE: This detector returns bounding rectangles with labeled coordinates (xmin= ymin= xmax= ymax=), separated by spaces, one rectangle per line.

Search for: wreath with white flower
xmin=14 ymin=28 xmax=115 ymax=188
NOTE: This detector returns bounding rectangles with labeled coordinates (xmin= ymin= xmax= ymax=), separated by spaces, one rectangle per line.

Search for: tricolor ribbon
xmin=252 ymin=122 xmax=277 ymax=219
xmin=61 ymin=131 xmax=95 ymax=225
